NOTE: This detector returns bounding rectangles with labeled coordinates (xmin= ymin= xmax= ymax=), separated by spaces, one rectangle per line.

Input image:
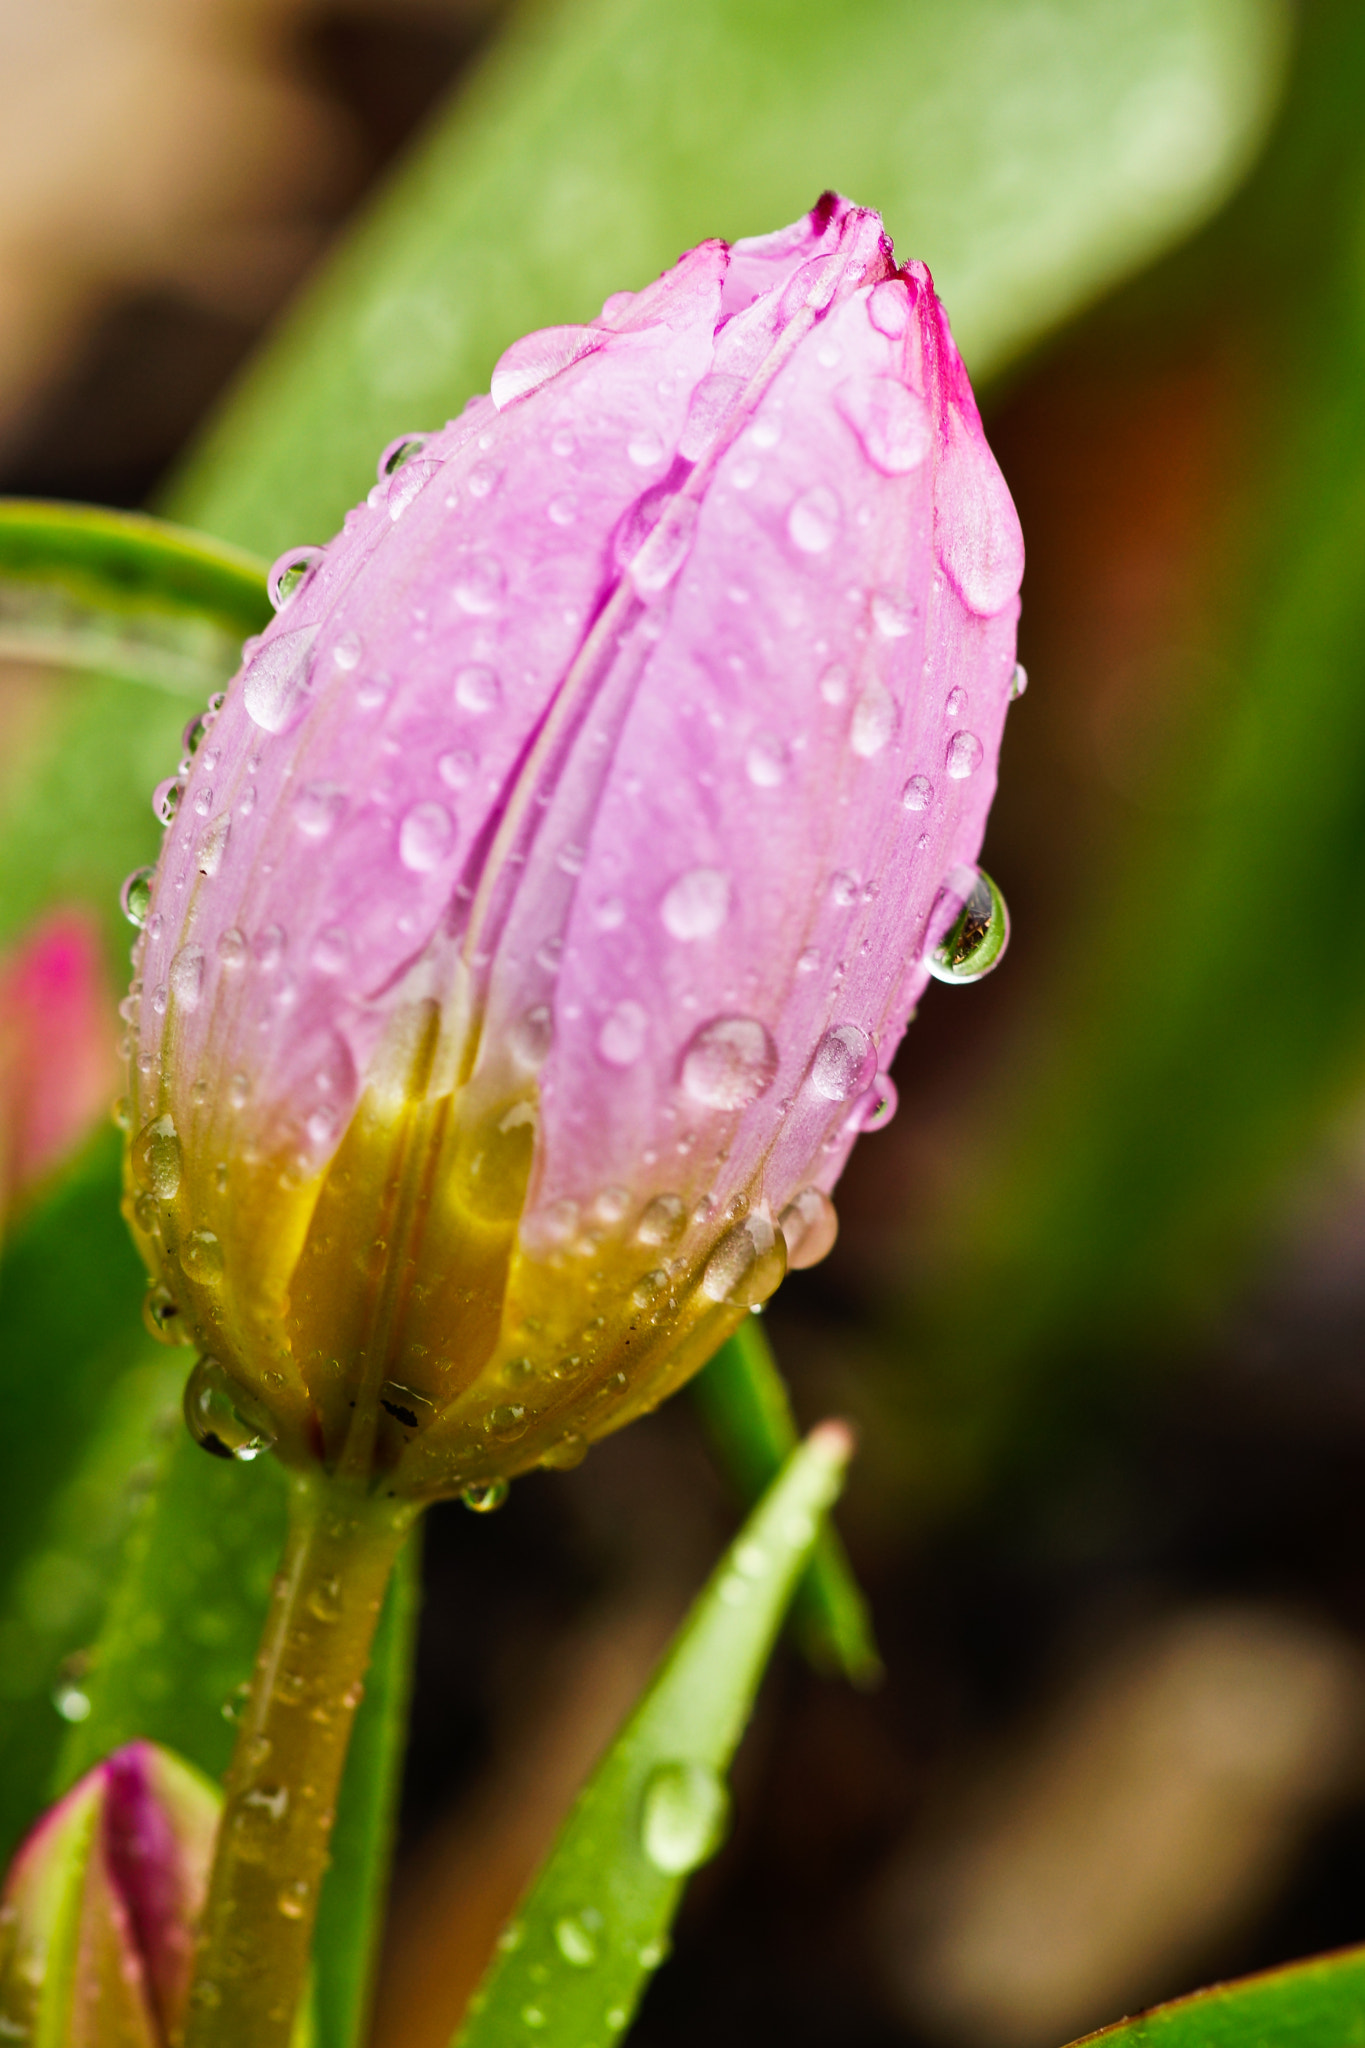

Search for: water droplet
xmin=243 ymin=625 xmax=321 ymax=734
xmin=53 ymin=1679 xmax=91 ymax=1724
xmin=454 ymin=663 xmax=502 ymax=714
xmin=121 ymin=865 xmax=155 ymax=927
xmin=485 ymin=1405 xmax=527 ymax=1442
xmin=333 ymin=629 xmax=363 ymax=671
xmin=548 ymin=493 xmax=577 ymax=526
xmin=637 ymin=1193 xmax=685 ymax=1246
xmin=192 ymin=785 xmax=214 ymax=819
xmin=867 ymin=278 xmax=911 ymax=336
xmin=184 ymin=1357 xmax=276 ymax=1462
xmin=554 ymin=1913 xmax=600 ymax=1968
xmin=945 ymin=686 xmax=966 ymax=718
xmin=521 ymin=2006 xmax=547 ymax=2030
xmin=830 ymin=871 xmax=860 ymax=909
xmin=295 ymin=784 xmax=345 ymax=840
xmin=598 ymin=1000 xmax=647 ymax=1068
xmin=1010 ymin=661 xmax=1028 ymax=700
xmin=835 ymin=375 xmax=930 ymax=474
xmin=132 ymin=1114 xmax=181 ymax=1199
xmin=462 ymin=1479 xmax=509 ymax=1514
xmin=681 ymin=1016 xmax=777 ymax=1110
xmin=628 ymin=429 xmax=666 ymax=468
xmin=491 ymin=325 xmax=601 ymax=409
xmin=267 ymin=546 xmax=323 ymax=610
xmin=945 ymin=729 xmax=984 ymax=779
xmin=452 ymin=555 xmax=506 ymax=616
xmin=928 ymin=866 xmax=1010 ymax=984
xmin=218 ymin=928 xmax=247 ymax=970
xmin=810 ymin=1024 xmax=874 ymax=1102
xmin=639 ymin=1759 xmax=730 ymax=1874
xmin=787 ymin=485 xmax=841 ymax=554
xmin=466 ymin=460 xmax=501 ymax=499
xmin=779 ymin=1187 xmax=839 ymax=1269
xmin=277 ymin=1881 xmax=310 ymax=1920
xmin=856 ymin=1072 xmax=898 ymax=1130
xmin=542 ymin=1432 xmax=588 ymax=1470
xmin=871 ymin=591 xmax=914 ymax=639
xmin=902 ymin=774 xmax=932 ymax=811
xmin=820 ymin=663 xmax=849 ymax=705
xmin=629 ymin=495 xmax=699 ymax=595
xmin=745 ymin=733 xmax=788 ymax=788
xmin=311 ymin=927 xmax=351 ymax=975
xmin=661 ymin=867 xmax=730 ymax=941
xmin=378 ymin=432 xmax=428 ymax=481
xmin=508 ymin=1004 xmax=553 ymax=1074
xmin=170 ymin=946 xmax=205 ymax=1011
xmin=142 ymin=1283 xmax=186 ymax=1345
xmin=153 ymin=777 xmax=184 ymax=826
xmin=750 ymin=415 xmax=780 ymax=451
xmin=400 ymin=802 xmax=455 ymax=873
xmin=701 ymin=1212 xmax=786 ymax=1307
xmin=638 ymin=1935 xmax=671 ymax=1970
xmin=198 ymin=813 xmax=230 ymax=877
xmin=182 ymin=1229 xmax=224 ymax=1282
xmin=254 ymin=925 xmax=285 ymax=972
xmin=851 ymin=679 xmax=897 ymax=757
xmin=307 ymin=1578 xmax=343 ymax=1624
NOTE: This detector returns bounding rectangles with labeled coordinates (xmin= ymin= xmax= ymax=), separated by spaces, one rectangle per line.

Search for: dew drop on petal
xmin=454 ymin=664 xmax=502 ymax=715
xmin=132 ymin=1114 xmax=182 ymax=1199
xmin=787 ymin=485 xmax=841 ymax=554
xmin=628 ymin=429 xmax=667 ymax=468
xmin=332 ymin=629 xmax=363 ymax=671
xmin=1011 ymin=661 xmax=1029 ymax=700
xmin=661 ymin=867 xmax=730 ymax=941
xmin=819 ymin=664 xmax=849 ymax=706
xmin=509 ymin=1004 xmax=553 ymax=1073
xmin=452 ymin=556 xmax=506 ymax=616
xmin=810 ymin=1024 xmax=874 ymax=1102
xmin=439 ymin=749 xmax=477 ymax=791
xmin=243 ymin=625 xmax=321 ymax=735
xmin=121 ymin=866 xmax=155 ymax=928
xmin=198 ymin=814 xmax=230 ymax=877
xmin=779 ymin=1187 xmax=839 ymax=1269
xmin=217 ymin=928 xmax=247 ymax=970
xmin=311 ymin=927 xmax=351 ymax=975
xmin=294 ymin=783 xmax=345 ymax=840
xmin=681 ymin=1016 xmax=778 ymax=1110
xmin=945 ymin=730 xmax=984 ymax=779
xmin=835 ymin=375 xmax=930 ymax=474
xmin=184 ymin=1357 xmax=275 ymax=1462
xmin=267 ymin=546 xmax=323 ymax=611
xmin=856 ymin=1072 xmax=898 ymax=1130
xmin=490 ymin=325 xmax=601 ymax=409
xmin=871 ymin=592 xmax=915 ymax=639
xmin=379 ymin=432 xmax=428 ymax=480
xmin=701 ymin=1212 xmax=787 ymax=1307
xmin=597 ymin=1000 xmax=647 ymax=1068
xmin=851 ymin=679 xmax=897 ymax=758
xmin=153 ymin=777 xmax=183 ymax=826
xmin=746 ymin=733 xmax=789 ymax=788
xmin=928 ymin=865 xmax=1010 ymax=983
xmin=399 ymin=801 xmax=455 ymax=873
xmin=170 ymin=946 xmax=205 ymax=1011
xmin=902 ymin=774 xmax=932 ymax=811
xmin=182 ymin=1229 xmax=224 ymax=1282
xmin=866 ymin=278 xmax=911 ymax=336
xmin=637 ymin=1193 xmax=686 ymax=1246
xmin=548 ymin=493 xmax=577 ymax=527
xmin=639 ymin=1760 xmax=731 ymax=1874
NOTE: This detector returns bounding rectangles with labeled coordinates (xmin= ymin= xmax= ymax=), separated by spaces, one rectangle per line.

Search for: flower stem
xmin=181 ymin=1471 xmax=415 ymax=2048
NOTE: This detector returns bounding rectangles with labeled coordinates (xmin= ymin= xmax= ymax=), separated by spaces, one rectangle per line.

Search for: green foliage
xmin=457 ymin=1425 xmax=851 ymax=2048
xmin=167 ymin=0 xmax=1288 ymax=558
xmin=1071 ymin=1945 xmax=1365 ymax=2046
xmin=693 ymin=1319 xmax=881 ymax=1685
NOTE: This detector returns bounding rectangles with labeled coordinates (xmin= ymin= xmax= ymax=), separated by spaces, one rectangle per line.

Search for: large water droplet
xmin=856 ymin=1072 xmax=898 ymax=1130
xmin=637 ymin=1193 xmax=685 ymax=1246
xmin=198 ymin=813 xmax=230 ymax=878
xmin=182 ymin=1229 xmax=224 ymax=1282
xmin=639 ymin=1759 xmax=730 ymax=1874
xmin=681 ymin=1016 xmax=777 ymax=1110
xmin=267 ymin=546 xmax=323 ymax=611
xmin=779 ymin=1187 xmax=839 ymax=1269
xmin=810 ymin=1024 xmax=873 ymax=1102
xmin=787 ymin=485 xmax=841 ymax=554
xmin=452 ymin=556 xmax=506 ymax=616
xmin=490 ymin=325 xmax=602 ymax=410
xmin=454 ymin=664 xmax=502 ymax=717
xmin=121 ymin=865 xmax=155 ymax=928
xmin=170 ymin=946 xmax=205 ymax=1011
xmin=598 ymin=1000 xmax=647 ymax=1068
xmin=153 ymin=777 xmax=184 ymax=826
xmin=901 ymin=775 xmax=932 ymax=812
xmin=928 ymin=866 xmax=1010 ymax=984
xmin=243 ymin=625 xmax=321 ymax=734
xmin=701 ymin=1212 xmax=787 ymax=1307
xmin=461 ymin=1479 xmax=509 ymax=1514
xmin=851 ymin=679 xmax=897 ymax=758
xmin=554 ymin=1912 xmax=601 ymax=1969
xmin=378 ymin=432 xmax=428 ymax=481
xmin=945 ymin=730 xmax=984 ymax=780
xmin=661 ymin=867 xmax=730 ymax=941
xmin=184 ymin=1357 xmax=275 ymax=1461
xmin=143 ymin=1283 xmax=187 ymax=1345
xmin=871 ymin=592 xmax=914 ymax=639
xmin=399 ymin=802 xmax=455 ymax=872
xmin=1010 ymin=661 xmax=1029 ymax=701
xmin=835 ymin=375 xmax=930 ymax=474
xmin=132 ymin=1114 xmax=182 ymax=1199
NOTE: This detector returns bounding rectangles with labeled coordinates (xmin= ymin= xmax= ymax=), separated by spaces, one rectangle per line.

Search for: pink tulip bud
xmin=0 ymin=1742 xmax=218 ymax=2046
xmin=121 ymin=194 xmax=1022 ymax=1496
xmin=0 ymin=908 xmax=116 ymax=1220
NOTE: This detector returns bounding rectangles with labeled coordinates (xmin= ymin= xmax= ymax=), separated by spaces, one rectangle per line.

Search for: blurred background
xmin=8 ymin=1 xmax=1365 ymax=2044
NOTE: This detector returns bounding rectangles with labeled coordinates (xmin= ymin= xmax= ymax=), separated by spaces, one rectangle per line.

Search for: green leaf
xmin=312 ymin=1534 xmax=423 ymax=2048
xmin=1070 ymin=1944 xmax=1365 ymax=2045
xmin=457 ymin=1422 xmax=853 ymax=2048
xmin=167 ymin=0 xmax=1289 ymax=559
xmin=692 ymin=1320 xmax=881 ymax=1687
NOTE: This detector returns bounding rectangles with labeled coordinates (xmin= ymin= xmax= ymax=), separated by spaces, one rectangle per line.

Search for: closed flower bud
xmin=0 ymin=1742 xmax=218 ymax=2046
xmin=122 ymin=194 xmax=1022 ymax=1497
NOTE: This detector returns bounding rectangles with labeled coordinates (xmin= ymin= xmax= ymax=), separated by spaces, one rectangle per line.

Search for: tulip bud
xmin=0 ymin=909 xmax=116 ymax=1222
xmin=0 ymin=1742 xmax=218 ymax=2046
xmin=121 ymin=194 xmax=1022 ymax=1498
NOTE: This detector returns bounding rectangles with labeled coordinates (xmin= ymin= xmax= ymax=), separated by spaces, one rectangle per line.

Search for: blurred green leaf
xmin=457 ymin=1423 xmax=851 ymax=2048
xmin=1071 ymin=1944 xmax=1365 ymax=2045
xmin=878 ymin=0 xmax=1365 ymax=1515
xmin=693 ymin=1320 xmax=881 ymax=1686
xmin=168 ymin=0 xmax=1288 ymax=558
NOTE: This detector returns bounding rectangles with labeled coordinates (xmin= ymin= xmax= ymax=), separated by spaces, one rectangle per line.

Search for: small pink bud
xmin=121 ymin=195 xmax=1022 ymax=1494
xmin=0 ymin=1742 xmax=219 ymax=2045
xmin=0 ymin=909 xmax=116 ymax=1218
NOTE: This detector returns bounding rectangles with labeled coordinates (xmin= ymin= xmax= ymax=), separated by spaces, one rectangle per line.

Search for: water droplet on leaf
xmin=639 ymin=1759 xmax=730 ymax=1874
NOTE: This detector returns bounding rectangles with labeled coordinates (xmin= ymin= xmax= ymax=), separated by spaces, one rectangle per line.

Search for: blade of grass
xmin=1069 ymin=1943 xmax=1365 ymax=2046
xmin=457 ymin=1421 xmax=853 ymax=2048
xmin=692 ymin=1321 xmax=881 ymax=1687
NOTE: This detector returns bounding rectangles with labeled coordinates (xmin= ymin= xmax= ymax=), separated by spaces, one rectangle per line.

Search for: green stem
xmin=180 ymin=1472 xmax=415 ymax=2048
